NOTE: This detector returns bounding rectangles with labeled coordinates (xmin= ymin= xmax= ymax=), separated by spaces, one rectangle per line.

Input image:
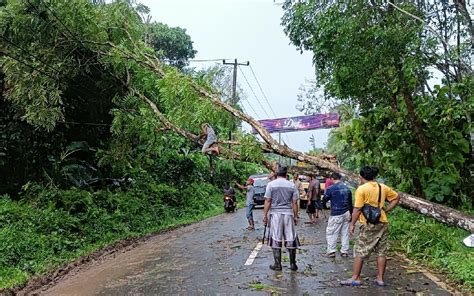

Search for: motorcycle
xmin=224 ymin=196 xmax=236 ymax=213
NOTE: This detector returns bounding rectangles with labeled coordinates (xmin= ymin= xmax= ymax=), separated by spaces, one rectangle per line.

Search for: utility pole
xmin=222 ymin=59 xmax=249 ymax=106
xmin=278 ymin=132 xmax=282 ymax=164
xmin=223 ymin=59 xmax=249 ymax=142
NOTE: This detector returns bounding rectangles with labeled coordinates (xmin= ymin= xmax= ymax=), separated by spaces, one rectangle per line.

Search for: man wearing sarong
xmin=263 ymin=165 xmax=300 ymax=271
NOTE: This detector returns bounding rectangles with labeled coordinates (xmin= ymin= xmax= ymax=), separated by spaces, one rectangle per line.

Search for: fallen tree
xmin=95 ymin=38 xmax=474 ymax=232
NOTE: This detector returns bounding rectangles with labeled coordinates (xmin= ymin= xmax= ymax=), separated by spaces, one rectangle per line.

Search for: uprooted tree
xmin=0 ymin=0 xmax=472 ymax=232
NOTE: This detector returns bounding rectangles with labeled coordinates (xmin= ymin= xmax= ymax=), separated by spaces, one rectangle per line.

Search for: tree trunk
xmin=398 ymin=67 xmax=433 ymax=168
xmin=453 ymin=0 xmax=474 ymax=50
xmin=106 ymin=46 xmax=474 ymax=232
xmin=397 ymin=192 xmax=474 ymax=232
xmin=146 ymin=87 xmax=474 ymax=232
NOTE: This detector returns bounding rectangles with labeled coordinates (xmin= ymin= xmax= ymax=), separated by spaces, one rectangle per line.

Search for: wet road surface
xmin=38 ymin=208 xmax=451 ymax=295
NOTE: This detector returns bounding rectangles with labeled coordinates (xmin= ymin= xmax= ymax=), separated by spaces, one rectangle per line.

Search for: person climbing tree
xmin=200 ymin=123 xmax=220 ymax=155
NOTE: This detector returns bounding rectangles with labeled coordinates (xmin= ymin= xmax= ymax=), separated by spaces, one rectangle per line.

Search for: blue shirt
xmin=322 ymin=182 xmax=353 ymax=216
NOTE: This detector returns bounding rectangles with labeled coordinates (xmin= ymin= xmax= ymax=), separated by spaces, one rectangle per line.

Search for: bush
xmin=0 ymin=178 xmax=224 ymax=290
xmin=389 ymin=208 xmax=473 ymax=290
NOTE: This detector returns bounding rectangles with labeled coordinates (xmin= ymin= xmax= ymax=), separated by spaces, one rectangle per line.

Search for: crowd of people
xmin=204 ymin=123 xmax=400 ymax=286
xmin=229 ymin=164 xmax=400 ymax=287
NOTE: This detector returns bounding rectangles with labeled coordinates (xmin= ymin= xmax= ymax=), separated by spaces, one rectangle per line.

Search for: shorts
xmin=201 ymin=137 xmax=216 ymax=152
xmin=306 ymin=200 xmax=316 ymax=214
xmin=314 ymin=198 xmax=323 ymax=210
xmin=354 ymin=223 xmax=389 ymax=259
xmin=246 ymin=204 xmax=254 ymax=221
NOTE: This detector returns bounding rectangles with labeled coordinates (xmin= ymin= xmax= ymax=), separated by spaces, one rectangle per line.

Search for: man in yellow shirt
xmin=341 ymin=166 xmax=399 ymax=287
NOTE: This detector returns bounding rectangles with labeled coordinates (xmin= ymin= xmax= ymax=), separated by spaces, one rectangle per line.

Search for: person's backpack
xmin=361 ymin=183 xmax=382 ymax=224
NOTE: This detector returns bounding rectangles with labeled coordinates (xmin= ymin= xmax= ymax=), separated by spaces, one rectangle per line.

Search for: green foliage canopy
xmin=282 ymin=1 xmax=473 ymax=205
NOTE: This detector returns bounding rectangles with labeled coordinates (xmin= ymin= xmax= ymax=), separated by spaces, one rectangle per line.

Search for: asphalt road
xmin=37 ymin=207 xmax=451 ymax=295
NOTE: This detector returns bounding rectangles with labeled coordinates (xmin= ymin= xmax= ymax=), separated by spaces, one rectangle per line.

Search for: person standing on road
xmin=325 ymin=175 xmax=333 ymax=191
xmin=235 ymin=178 xmax=255 ymax=230
xmin=322 ymin=172 xmax=352 ymax=258
xmin=263 ymin=165 xmax=300 ymax=271
xmin=292 ymin=173 xmax=304 ymax=211
xmin=305 ymin=173 xmax=320 ymax=224
xmin=268 ymin=171 xmax=276 ymax=181
xmin=341 ymin=166 xmax=399 ymax=287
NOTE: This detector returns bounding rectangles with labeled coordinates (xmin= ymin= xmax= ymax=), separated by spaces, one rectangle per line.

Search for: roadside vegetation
xmin=283 ymin=1 xmax=473 ymax=291
xmin=0 ymin=0 xmax=472 ymax=292
xmin=0 ymin=0 xmax=264 ymax=290
xmin=0 ymin=157 xmax=262 ymax=290
xmin=0 ymin=185 xmax=223 ymax=289
xmin=389 ymin=208 xmax=473 ymax=290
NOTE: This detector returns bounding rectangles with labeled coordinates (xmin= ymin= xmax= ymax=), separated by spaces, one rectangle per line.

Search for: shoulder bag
xmin=361 ymin=183 xmax=382 ymax=224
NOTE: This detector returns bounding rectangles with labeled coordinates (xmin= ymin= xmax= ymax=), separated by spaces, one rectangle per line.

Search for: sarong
xmin=267 ymin=212 xmax=300 ymax=249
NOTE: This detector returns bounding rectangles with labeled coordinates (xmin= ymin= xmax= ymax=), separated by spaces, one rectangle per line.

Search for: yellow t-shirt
xmin=354 ymin=181 xmax=398 ymax=224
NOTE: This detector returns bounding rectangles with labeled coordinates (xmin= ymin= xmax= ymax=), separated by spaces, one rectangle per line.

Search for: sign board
xmin=253 ymin=113 xmax=339 ymax=134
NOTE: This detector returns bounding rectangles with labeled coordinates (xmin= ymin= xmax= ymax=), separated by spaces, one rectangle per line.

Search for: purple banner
xmin=253 ymin=113 xmax=339 ymax=134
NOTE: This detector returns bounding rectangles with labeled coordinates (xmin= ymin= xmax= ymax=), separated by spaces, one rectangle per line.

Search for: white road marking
xmin=244 ymin=242 xmax=263 ymax=266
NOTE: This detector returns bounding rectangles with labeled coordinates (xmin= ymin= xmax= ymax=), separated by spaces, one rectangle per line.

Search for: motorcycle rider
xmin=223 ymin=182 xmax=237 ymax=210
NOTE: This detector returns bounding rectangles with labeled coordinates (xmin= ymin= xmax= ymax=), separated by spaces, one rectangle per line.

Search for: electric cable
xmin=238 ymin=66 xmax=271 ymax=118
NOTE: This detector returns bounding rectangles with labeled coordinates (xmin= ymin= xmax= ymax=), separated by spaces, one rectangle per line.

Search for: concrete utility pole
xmin=222 ymin=59 xmax=249 ymax=106
xmin=223 ymin=59 xmax=249 ymax=142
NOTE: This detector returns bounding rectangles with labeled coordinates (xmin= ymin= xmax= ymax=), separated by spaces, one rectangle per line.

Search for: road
xmin=36 ymin=207 xmax=450 ymax=295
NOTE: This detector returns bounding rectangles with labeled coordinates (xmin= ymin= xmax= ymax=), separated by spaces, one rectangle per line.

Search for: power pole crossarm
xmin=223 ymin=59 xmax=249 ymax=106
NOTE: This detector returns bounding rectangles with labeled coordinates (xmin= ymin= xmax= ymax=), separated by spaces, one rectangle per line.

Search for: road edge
xmin=1 ymin=212 xmax=225 ymax=296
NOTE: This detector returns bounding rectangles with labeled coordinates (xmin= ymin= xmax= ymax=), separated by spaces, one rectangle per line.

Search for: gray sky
xmin=140 ymin=0 xmax=331 ymax=152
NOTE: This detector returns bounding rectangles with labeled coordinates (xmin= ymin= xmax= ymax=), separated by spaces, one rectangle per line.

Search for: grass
xmin=389 ymin=207 xmax=473 ymax=291
xmin=249 ymin=282 xmax=285 ymax=293
xmin=0 ymin=183 xmax=224 ymax=291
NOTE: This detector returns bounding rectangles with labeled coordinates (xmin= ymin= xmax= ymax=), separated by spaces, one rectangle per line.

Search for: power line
xmin=1 ymin=44 xmax=111 ymax=105
xmin=190 ymin=59 xmax=229 ymax=63
xmin=249 ymin=64 xmax=277 ymax=118
xmin=241 ymin=98 xmax=260 ymax=119
xmin=19 ymin=1 xmax=278 ymax=143
xmin=0 ymin=116 xmax=111 ymax=127
xmin=241 ymin=65 xmax=291 ymax=147
xmin=238 ymin=66 xmax=271 ymax=119
xmin=161 ymin=58 xmax=233 ymax=63
xmin=220 ymin=92 xmax=258 ymax=119
xmin=248 ymin=64 xmax=291 ymax=147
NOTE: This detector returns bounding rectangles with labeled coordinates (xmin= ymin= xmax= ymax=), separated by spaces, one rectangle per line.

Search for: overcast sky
xmin=140 ymin=0 xmax=331 ymax=152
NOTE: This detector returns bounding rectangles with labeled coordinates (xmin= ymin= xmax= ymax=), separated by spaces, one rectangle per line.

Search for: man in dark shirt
xmin=322 ymin=172 xmax=353 ymax=257
xmin=223 ymin=182 xmax=237 ymax=208
xmin=305 ymin=174 xmax=320 ymax=224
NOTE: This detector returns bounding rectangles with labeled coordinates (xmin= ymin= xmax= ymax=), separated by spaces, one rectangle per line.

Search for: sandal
xmin=340 ymin=279 xmax=362 ymax=286
xmin=246 ymin=226 xmax=254 ymax=230
xmin=326 ymin=252 xmax=336 ymax=258
xmin=374 ymin=280 xmax=386 ymax=287
xmin=340 ymin=253 xmax=349 ymax=258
